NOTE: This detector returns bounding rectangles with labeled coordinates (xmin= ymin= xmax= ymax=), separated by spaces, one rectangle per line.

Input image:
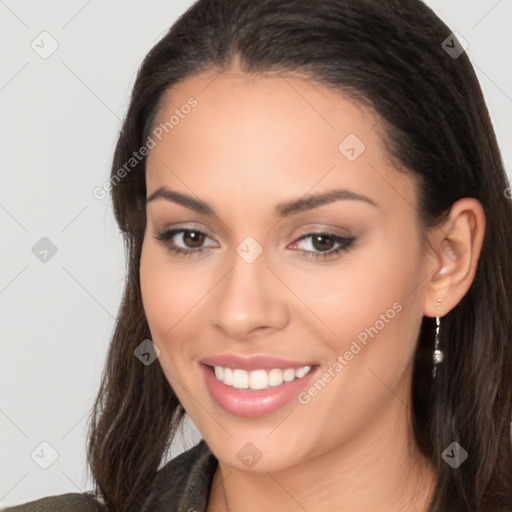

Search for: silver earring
xmin=432 ymin=299 xmax=444 ymax=379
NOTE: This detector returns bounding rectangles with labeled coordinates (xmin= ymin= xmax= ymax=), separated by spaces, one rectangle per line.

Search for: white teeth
xmin=212 ymin=365 xmax=313 ymax=390
xmin=223 ymin=367 xmax=233 ymax=386
xmin=268 ymin=368 xmax=284 ymax=386
xmin=283 ymin=368 xmax=296 ymax=382
xmin=232 ymin=369 xmax=249 ymax=389
xmin=295 ymin=366 xmax=311 ymax=379
xmin=249 ymin=369 xmax=268 ymax=390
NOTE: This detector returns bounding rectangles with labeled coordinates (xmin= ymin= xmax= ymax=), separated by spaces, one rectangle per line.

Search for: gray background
xmin=1 ymin=0 xmax=511 ymax=506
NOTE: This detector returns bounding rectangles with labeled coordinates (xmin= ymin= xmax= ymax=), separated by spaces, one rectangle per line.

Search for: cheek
xmin=322 ymin=229 xmax=424 ymax=390
xmin=297 ymin=230 xmax=425 ymax=413
xmin=285 ymin=227 xmax=422 ymax=343
xmin=287 ymin=236 xmax=425 ymax=440
xmin=140 ymin=245 xmax=172 ymax=335
xmin=139 ymin=239 xmax=203 ymax=348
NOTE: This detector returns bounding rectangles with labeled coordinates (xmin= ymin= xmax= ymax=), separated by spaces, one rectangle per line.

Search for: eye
xmin=154 ymin=228 xmax=355 ymax=261
xmin=288 ymin=232 xmax=355 ymax=261
xmin=154 ymin=228 xmax=217 ymax=257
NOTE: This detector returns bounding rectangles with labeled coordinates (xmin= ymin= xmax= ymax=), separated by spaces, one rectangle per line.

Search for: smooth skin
xmin=139 ymin=61 xmax=485 ymax=512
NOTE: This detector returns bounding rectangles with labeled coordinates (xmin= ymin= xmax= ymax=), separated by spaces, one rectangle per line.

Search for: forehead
xmin=145 ymin=70 xmax=417 ymax=218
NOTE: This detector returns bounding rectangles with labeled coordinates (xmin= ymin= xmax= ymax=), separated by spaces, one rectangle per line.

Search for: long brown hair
xmin=87 ymin=1 xmax=512 ymax=510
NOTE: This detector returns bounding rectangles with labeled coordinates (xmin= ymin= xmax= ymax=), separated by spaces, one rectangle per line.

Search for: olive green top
xmin=2 ymin=440 xmax=218 ymax=512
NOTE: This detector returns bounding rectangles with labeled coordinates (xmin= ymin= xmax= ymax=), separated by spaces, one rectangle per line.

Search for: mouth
xmin=206 ymin=363 xmax=314 ymax=391
xmin=200 ymin=362 xmax=320 ymax=417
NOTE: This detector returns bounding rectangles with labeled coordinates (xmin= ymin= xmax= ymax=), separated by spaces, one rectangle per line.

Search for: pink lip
xmin=199 ymin=354 xmax=318 ymax=371
xmin=201 ymin=363 xmax=319 ymax=417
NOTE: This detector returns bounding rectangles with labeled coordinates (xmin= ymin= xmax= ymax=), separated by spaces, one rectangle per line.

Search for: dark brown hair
xmin=87 ymin=0 xmax=512 ymax=510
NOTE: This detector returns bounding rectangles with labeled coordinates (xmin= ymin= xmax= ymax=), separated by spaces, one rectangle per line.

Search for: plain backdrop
xmin=1 ymin=0 xmax=511 ymax=506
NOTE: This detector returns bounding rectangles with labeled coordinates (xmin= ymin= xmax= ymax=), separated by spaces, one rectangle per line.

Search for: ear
xmin=423 ymin=198 xmax=486 ymax=318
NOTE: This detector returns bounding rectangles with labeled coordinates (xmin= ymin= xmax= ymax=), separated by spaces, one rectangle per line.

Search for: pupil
xmin=184 ymin=231 xmax=205 ymax=248
xmin=312 ymin=234 xmax=334 ymax=252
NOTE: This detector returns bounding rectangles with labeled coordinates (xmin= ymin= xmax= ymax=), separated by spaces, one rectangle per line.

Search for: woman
xmin=5 ymin=0 xmax=512 ymax=510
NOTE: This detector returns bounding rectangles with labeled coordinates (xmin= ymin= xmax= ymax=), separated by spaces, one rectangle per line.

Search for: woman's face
xmin=140 ymin=68 xmax=435 ymax=471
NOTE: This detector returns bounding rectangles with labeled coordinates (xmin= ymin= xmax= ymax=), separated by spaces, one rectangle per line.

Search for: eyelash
xmin=154 ymin=228 xmax=355 ymax=261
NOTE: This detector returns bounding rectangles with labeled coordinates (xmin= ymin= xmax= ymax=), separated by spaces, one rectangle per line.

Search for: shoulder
xmin=2 ymin=441 xmax=216 ymax=512
xmin=1 ymin=492 xmax=104 ymax=512
xmin=139 ymin=439 xmax=218 ymax=512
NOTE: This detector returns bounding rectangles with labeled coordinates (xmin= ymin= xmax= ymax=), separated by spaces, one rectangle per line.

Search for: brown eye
xmin=182 ymin=230 xmax=206 ymax=248
xmin=154 ymin=228 xmax=217 ymax=257
xmin=310 ymin=234 xmax=336 ymax=252
xmin=289 ymin=231 xmax=355 ymax=261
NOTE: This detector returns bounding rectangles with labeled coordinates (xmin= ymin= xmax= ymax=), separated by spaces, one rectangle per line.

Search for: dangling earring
xmin=432 ymin=298 xmax=444 ymax=379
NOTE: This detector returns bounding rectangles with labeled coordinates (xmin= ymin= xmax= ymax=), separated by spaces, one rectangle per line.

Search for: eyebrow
xmin=147 ymin=187 xmax=215 ymax=215
xmin=146 ymin=186 xmax=378 ymax=217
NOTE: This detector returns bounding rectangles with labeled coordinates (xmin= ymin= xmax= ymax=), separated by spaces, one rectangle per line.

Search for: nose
xmin=209 ymin=249 xmax=290 ymax=340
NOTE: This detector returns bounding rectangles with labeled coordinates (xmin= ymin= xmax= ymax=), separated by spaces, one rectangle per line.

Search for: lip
xmin=199 ymin=354 xmax=318 ymax=371
xmin=201 ymin=362 xmax=320 ymax=417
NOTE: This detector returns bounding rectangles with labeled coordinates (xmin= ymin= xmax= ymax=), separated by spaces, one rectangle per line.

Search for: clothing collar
xmin=140 ymin=439 xmax=218 ymax=512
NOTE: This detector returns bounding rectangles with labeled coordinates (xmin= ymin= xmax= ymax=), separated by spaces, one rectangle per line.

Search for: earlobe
xmin=423 ymin=198 xmax=486 ymax=318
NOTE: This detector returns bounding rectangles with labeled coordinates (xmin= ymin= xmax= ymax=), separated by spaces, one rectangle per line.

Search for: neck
xmin=207 ymin=395 xmax=437 ymax=512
